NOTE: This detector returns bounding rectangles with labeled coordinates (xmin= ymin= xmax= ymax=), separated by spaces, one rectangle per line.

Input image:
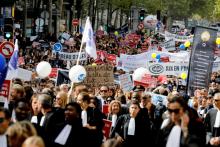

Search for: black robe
xmin=110 ymin=108 xmax=154 ymax=147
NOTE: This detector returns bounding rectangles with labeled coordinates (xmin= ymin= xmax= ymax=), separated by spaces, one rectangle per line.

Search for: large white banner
xmin=119 ymin=51 xmax=190 ymax=71
xmin=120 ymin=52 xmax=148 ymax=71
xmin=58 ymin=52 xmax=87 ymax=61
xmin=165 ymin=31 xmax=194 ymax=42
xmin=146 ymin=62 xmax=189 ymax=76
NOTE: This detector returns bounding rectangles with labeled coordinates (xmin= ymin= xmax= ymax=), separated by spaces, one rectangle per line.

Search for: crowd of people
xmin=0 ymin=27 xmax=220 ymax=147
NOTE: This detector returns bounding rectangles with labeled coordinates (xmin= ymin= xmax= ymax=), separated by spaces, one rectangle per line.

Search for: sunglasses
xmin=168 ymin=108 xmax=180 ymax=114
xmin=214 ymin=99 xmax=220 ymax=102
xmin=100 ymin=90 xmax=108 ymax=93
xmin=0 ymin=118 xmax=4 ymax=123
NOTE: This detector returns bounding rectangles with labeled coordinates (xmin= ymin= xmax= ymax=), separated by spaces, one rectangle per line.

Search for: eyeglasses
xmin=168 ymin=108 xmax=180 ymax=114
xmin=100 ymin=90 xmax=108 ymax=93
xmin=214 ymin=99 xmax=220 ymax=102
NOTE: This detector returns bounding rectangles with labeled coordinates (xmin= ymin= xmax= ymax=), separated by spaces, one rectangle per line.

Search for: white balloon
xmin=36 ymin=61 xmax=52 ymax=78
xmin=133 ymin=67 xmax=148 ymax=81
xmin=69 ymin=65 xmax=87 ymax=83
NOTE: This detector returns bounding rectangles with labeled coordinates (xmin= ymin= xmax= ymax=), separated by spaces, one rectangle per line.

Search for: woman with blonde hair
xmin=106 ymin=100 xmax=122 ymax=134
xmin=22 ymin=136 xmax=45 ymax=147
xmin=54 ymin=91 xmax=67 ymax=109
xmin=7 ymin=121 xmax=37 ymax=147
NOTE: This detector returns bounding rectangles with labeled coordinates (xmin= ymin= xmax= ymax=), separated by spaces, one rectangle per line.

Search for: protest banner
xmin=119 ymin=73 xmax=133 ymax=92
xmin=58 ymin=51 xmax=87 ymax=61
xmin=0 ymin=80 xmax=11 ymax=107
xmin=56 ymin=65 xmax=114 ymax=87
xmin=165 ymin=31 xmax=194 ymax=42
xmin=187 ymin=26 xmax=217 ymax=96
xmin=146 ymin=62 xmax=189 ymax=76
xmin=103 ymin=119 xmax=112 ymax=140
xmin=82 ymin=64 xmax=114 ymax=88
xmin=8 ymin=68 xmax=32 ymax=81
xmin=160 ymin=38 xmax=176 ymax=51
xmin=134 ymin=74 xmax=157 ymax=88
xmin=149 ymin=93 xmax=168 ymax=106
xmin=120 ymin=52 xmax=148 ymax=71
xmin=212 ymin=61 xmax=220 ymax=72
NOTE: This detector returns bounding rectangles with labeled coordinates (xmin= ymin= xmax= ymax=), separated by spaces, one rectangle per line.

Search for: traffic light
xmin=4 ymin=18 xmax=13 ymax=40
xmin=139 ymin=9 xmax=145 ymax=21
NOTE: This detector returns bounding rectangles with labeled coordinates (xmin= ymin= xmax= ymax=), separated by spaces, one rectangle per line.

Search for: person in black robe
xmin=110 ymin=100 xmax=154 ymax=147
xmin=76 ymin=92 xmax=104 ymax=147
xmin=52 ymin=102 xmax=85 ymax=147
xmin=156 ymin=96 xmax=206 ymax=147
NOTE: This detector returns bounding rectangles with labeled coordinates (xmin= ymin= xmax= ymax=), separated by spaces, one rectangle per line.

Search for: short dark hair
xmin=129 ymin=100 xmax=141 ymax=108
xmin=0 ymin=107 xmax=11 ymax=120
xmin=169 ymin=96 xmax=188 ymax=111
xmin=78 ymin=92 xmax=90 ymax=104
xmin=66 ymin=102 xmax=82 ymax=115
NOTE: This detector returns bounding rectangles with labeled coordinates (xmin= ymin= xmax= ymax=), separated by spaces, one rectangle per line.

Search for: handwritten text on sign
xmin=83 ymin=64 xmax=114 ymax=88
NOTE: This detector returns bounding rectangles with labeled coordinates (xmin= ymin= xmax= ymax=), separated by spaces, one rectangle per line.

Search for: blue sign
xmin=53 ymin=43 xmax=62 ymax=52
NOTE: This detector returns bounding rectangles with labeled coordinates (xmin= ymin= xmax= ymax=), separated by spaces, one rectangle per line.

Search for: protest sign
xmin=120 ymin=52 xmax=148 ymax=71
xmin=212 ymin=61 xmax=220 ymax=72
xmin=146 ymin=62 xmax=189 ymax=76
xmin=150 ymin=93 xmax=168 ymax=106
xmin=187 ymin=26 xmax=217 ymax=96
xmin=9 ymin=68 xmax=32 ymax=81
xmin=119 ymin=73 xmax=133 ymax=92
xmin=49 ymin=68 xmax=59 ymax=78
xmin=58 ymin=51 xmax=87 ymax=61
xmin=165 ymin=31 xmax=194 ymax=42
xmin=0 ymin=80 xmax=11 ymax=107
xmin=83 ymin=64 xmax=114 ymax=88
xmin=134 ymin=74 xmax=157 ymax=88
xmin=160 ymin=39 xmax=176 ymax=51
xmin=103 ymin=119 xmax=112 ymax=140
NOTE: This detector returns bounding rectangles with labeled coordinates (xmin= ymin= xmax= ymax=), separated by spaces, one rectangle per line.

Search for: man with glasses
xmin=97 ymin=86 xmax=109 ymax=112
xmin=205 ymin=93 xmax=220 ymax=146
xmin=0 ymin=107 xmax=11 ymax=147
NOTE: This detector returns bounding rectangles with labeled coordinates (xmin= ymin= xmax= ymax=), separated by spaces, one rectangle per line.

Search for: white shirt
xmin=214 ymin=109 xmax=220 ymax=128
xmin=166 ymin=125 xmax=181 ymax=147
xmin=112 ymin=114 xmax=117 ymax=127
xmin=128 ymin=118 xmax=135 ymax=135
xmin=81 ymin=110 xmax=87 ymax=127
xmin=0 ymin=134 xmax=7 ymax=147
xmin=55 ymin=124 xmax=72 ymax=145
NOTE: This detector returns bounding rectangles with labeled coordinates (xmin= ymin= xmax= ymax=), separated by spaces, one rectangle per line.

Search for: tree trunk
xmin=114 ymin=9 xmax=119 ymax=28
xmin=96 ymin=0 xmax=99 ymax=30
xmin=120 ymin=9 xmax=123 ymax=27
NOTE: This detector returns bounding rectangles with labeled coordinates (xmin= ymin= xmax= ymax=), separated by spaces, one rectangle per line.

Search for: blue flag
xmin=6 ymin=39 xmax=19 ymax=80
xmin=0 ymin=65 xmax=8 ymax=91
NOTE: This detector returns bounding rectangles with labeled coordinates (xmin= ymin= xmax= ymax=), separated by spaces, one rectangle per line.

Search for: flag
xmin=0 ymin=64 xmax=8 ymax=91
xmin=6 ymin=39 xmax=19 ymax=80
xmin=81 ymin=17 xmax=97 ymax=59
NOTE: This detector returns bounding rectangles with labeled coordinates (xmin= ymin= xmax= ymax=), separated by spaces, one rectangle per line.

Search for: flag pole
xmin=76 ymin=41 xmax=84 ymax=65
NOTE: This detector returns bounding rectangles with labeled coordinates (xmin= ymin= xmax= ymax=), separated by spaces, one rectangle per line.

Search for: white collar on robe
xmin=55 ymin=124 xmax=72 ymax=145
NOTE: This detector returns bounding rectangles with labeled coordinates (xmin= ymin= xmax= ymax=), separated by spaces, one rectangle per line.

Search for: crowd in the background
xmin=0 ymin=69 xmax=220 ymax=147
xmin=1 ymin=28 xmax=220 ymax=147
